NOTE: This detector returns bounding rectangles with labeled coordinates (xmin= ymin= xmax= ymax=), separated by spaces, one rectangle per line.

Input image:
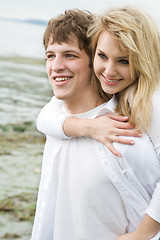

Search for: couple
xmin=31 ymin=6 xmax=160 ymax=240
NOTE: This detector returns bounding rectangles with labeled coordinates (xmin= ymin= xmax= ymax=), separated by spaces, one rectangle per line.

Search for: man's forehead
xmin=48 ymin=33 xmax=78 ymax=46
xmin=46 ymin=41 xmax=81 ymax=54
xmin=46 ymin=35 xmax=82 ymax=53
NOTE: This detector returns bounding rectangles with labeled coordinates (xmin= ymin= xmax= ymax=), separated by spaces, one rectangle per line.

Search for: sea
xmin=0 ymin=18 xmax=53 ymax=126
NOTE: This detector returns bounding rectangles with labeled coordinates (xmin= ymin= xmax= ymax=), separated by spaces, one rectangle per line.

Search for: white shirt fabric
xmin=31 ymin=90 xmax=160 ymax=240
xmin=31 ymin=103 xmax=129 ymax=240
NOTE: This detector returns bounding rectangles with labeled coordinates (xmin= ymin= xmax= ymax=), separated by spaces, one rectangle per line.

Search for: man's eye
xmin=119 ymin=59 xmax=129 ymax=64
xmin=98 ymin=53 xmax=107 ymax=59
xmin=47 ymin=54 xmax=55 ymax=59
xmin=66 ymin=54 xmax=76 ymax=58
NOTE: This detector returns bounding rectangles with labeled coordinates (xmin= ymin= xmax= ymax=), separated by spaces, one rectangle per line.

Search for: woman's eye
xmin=119 ymin=59 xmax=129 ymax=64
xmin=98 ymin=53 xmax=107 ymax=59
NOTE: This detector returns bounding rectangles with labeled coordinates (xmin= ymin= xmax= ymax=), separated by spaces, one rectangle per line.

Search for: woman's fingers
xmin=115 ymin=129 xmax=142 ymax=137
xmin=105 ymin=142 xmax=122 ymax=157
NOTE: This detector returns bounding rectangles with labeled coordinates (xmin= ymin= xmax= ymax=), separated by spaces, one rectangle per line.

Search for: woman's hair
xmin=88 ymin=6 xmax=160 ymax=130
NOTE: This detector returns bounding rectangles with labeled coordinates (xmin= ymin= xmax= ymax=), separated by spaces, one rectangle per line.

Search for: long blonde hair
xmin=88 ymin=6 xmax=160 ymax=130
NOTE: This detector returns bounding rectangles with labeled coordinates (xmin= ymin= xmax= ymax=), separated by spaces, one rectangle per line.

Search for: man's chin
xmin=53 ymin=93 xmax=66 ymax=101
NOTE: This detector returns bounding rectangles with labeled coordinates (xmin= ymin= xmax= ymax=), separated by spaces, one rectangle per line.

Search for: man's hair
xmin=43 ymin=9 xmax=110 ymax=103
xmin=43 ymin=9 xmax=93 ymax=59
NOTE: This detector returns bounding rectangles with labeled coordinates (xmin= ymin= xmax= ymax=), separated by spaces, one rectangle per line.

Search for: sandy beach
xmin=0 ymin=121 xmax=45 ymax=239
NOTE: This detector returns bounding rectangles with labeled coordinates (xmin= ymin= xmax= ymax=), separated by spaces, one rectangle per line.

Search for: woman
xmin=87 ymin=6 xmax=160 ymax=239
xmin=37 ymin=6 xmax=160 ymax=239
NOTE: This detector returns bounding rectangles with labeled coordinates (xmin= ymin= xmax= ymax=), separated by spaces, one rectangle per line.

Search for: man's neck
xmin=63 ymin=92 xmax=104 ymax=115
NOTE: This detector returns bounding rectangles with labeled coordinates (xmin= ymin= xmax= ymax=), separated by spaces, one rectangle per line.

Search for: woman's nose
xmin=104 ymin=61 xmax=117 ymax=77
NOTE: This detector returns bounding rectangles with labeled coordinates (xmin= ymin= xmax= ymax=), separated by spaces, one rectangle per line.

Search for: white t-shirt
xmin=31 ymin=104 xmax=129 ymax=240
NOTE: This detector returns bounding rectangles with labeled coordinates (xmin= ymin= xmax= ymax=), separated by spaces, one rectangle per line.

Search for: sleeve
xmin=145 ymin=181 xmax=160 ymax=223
xmin=36 ymin=96 xmax=70 ymax=139
xmin=145 ymin=90 xmax=160 ymax=223
xmin=147 ymin=90 xmax=160 ymax=158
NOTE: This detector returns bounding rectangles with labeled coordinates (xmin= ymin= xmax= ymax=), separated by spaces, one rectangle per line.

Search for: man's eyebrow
xmin=45 ymin=49 xmax=81 ymax=55
xmin=63 ymin=50 xmax=80 ymax=54
xmin=45 ymin=50 xmax=53 ymax=55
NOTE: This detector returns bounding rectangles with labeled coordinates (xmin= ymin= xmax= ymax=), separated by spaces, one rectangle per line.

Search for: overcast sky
xmin=0 ymin=0 xmax=160 ymax=24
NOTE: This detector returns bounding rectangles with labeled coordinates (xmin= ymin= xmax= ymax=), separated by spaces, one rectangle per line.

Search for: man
xmin=30 ymin=10 xmax=141 ymax=240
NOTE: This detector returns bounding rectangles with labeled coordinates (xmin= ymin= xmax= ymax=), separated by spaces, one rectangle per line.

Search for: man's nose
xmin=51 ymin=56 xmax=66 ymax=72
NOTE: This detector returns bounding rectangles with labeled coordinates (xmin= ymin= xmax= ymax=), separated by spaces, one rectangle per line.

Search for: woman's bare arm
xmin=63 ymin=113 xmax=142 ymax=157
xmin=116 ymin=214 xmax=160 ymax=240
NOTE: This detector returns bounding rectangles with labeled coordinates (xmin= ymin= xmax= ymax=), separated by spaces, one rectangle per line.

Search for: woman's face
xmin=94 ymin=31 xmax=136 ymax=95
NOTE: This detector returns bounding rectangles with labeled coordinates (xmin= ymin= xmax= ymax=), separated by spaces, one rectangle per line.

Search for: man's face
xmin=45 ymin=35 xmax=92 ymax=110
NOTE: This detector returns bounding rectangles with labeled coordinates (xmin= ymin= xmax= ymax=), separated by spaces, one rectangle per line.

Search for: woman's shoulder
xmin=152 ymin=89 xmax=160 ymax=101
xmin=147 ymin=88 xmax=160 ymax=158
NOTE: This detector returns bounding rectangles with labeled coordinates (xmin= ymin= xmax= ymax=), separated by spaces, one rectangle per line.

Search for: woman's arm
xmin=117 ymin=91 xmax=160 ymax=240
xmin=147 ymin=90 xmax=160 ymax=158
xmin=36 ymin=96 xmax=69 ymax=139
xmin=145 ymin=90 xmax=160 ymax=222
xmin=63 ymin=114 xmax=142 ymax=157
xmin=37 ymin=97 xmax=142 ymax=156
xmin=116 ymin=214 xmax=160 ymax=240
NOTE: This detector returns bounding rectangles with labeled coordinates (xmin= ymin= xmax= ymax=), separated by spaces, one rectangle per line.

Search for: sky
xmin=0 ymin=0 xmax=160 ymax=24
xmin=0 ymin=0 xmax=159 ymax=58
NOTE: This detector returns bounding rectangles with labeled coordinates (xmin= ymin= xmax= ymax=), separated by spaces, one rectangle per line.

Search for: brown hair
xmin=43 ymin=9 xmax=93 ymax=59
xmin=43 ymin=9 xmax=110 ymax=103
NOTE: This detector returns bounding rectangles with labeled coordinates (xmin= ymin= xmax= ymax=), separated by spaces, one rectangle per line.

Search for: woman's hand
xmin=63 ymin=113 xmax=142 ymax=157
xmin=88 ymin=113 xmax=142 ymax=157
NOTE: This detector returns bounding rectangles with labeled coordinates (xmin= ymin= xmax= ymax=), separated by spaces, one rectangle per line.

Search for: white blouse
xmin=31 ymin=90 xmax=160 ymax=239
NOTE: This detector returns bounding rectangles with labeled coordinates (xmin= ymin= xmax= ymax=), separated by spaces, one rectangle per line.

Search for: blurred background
xmin=0 ymin=0 xmax=159 ymax=239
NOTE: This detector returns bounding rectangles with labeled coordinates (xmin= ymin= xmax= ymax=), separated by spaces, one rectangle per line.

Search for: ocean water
xmin=0 ymin=19 xmax=53 ymax=125
xmin=0 ymin=19 xmax=45 ymax=58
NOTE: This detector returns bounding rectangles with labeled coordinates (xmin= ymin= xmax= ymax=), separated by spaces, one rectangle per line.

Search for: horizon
xmin=0 ymin=0 xmax=160 ymax=59
xmin=0 ymin=0 xmax=160 ymax=25
xmin=0 ymin=16 xmax=47 ymax=26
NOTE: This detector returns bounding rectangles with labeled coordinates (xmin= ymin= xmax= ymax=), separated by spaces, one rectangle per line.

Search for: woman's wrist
xmin=133 ymin=215 xmax=160 ymax=240
xmin=63 ymin=117 xmax=93 ymax=138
